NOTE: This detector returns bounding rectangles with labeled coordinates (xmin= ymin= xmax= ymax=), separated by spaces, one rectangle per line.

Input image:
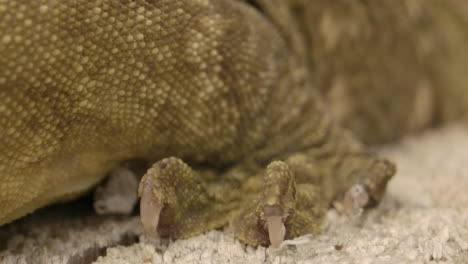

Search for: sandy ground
xmin=1 ymin=125 xmax=468 ymax=264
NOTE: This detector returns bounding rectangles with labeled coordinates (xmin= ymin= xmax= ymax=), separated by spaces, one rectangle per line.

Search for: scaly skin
xmin=0 ymin=0 xmax=467 ymax=247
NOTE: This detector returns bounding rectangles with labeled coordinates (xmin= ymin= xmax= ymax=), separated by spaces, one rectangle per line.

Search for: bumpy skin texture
xmin=0 ymin=0 xmax=467 ymax=246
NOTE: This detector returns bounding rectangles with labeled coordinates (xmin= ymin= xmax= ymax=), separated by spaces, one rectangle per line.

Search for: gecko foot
xmin=229 ymin=150 xmax=395 ymax=247
xmin=137 ymin=154 xmax=394 ymax=247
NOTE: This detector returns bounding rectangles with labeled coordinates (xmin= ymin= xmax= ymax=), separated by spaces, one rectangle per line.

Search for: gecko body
xmin=1 ymin=0 xmax=467 ymax=247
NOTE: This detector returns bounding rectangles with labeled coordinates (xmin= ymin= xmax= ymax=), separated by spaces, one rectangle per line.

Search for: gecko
xmin=1 ymin=0 xmax=468 ymax=248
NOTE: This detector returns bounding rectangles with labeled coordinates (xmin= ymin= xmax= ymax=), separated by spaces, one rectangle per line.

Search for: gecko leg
xmin=138 ymin=157 xmax=240 ymax=239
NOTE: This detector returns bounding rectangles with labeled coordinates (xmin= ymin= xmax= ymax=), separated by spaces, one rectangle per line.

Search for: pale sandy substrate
xmin=1 ymin=125 xmax=468 ymax=264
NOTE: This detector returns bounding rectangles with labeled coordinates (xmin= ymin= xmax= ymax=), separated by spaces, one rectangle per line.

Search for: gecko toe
xmin=231 ymin=161 xmax=296 ymax=247
xmin=137 ymin=157 xmax=235 ymax=239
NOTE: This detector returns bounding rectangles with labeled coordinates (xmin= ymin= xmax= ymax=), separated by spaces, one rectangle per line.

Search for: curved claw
xmin=334 ymin=183 xmax=370 ymax=216
xmin=342 ymin=184 xmax=370 ymax=216
xmin=266 ymin=215 xmax=285 ymax=248
xmin=139 ymin=179 xmax=163 ymax=237
xmin=264 ymin=204 xmax=286 ymax=248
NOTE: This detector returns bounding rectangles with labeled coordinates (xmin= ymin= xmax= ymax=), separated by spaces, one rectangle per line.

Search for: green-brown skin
xmin=0 ymin=0 xmax=467 ymax=247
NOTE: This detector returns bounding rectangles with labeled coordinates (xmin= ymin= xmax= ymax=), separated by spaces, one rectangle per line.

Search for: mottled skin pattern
xmin=0 ymin=0 xmax=467 ymax=247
